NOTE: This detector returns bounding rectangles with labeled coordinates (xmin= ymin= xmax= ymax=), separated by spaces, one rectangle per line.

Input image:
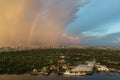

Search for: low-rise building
xmin=71 ymin=65 xmax=93 ymax=73
xmin=96 ymin=65 xmax=109 ymax=72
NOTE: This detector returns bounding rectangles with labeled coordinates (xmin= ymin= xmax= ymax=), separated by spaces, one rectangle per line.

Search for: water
xmin=0 ymin=73 xmax=120 ymax=80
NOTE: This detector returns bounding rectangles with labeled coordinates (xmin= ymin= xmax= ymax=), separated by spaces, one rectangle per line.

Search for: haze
xmin=0 ymin=0 xmax=120 ymax=47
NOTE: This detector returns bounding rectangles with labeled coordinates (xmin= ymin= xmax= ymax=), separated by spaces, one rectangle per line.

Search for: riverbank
xmin=0 ymin=73 xmax=120 ymax=80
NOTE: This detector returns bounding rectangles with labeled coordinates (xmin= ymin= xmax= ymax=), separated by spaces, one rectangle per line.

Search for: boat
xmin=64 ymin=70 xmax=86 ymax=76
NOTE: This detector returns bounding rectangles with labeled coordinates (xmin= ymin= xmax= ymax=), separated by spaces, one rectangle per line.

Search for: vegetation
xmin=0 ymin=48 xmax=120 ymax=74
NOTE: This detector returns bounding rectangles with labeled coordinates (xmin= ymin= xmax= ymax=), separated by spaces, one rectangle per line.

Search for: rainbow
xmin=29 ymin=10 xmax=41 ymax=45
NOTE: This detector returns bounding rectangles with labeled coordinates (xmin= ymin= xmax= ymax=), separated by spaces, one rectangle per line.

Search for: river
xmin=0 ymin=73 xmax=120 ymax=80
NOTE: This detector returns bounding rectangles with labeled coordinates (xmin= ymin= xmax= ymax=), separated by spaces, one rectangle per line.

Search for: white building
xmin=71 ymin=61 xmax=96 ymax=72
xmin=96 ymin=65 xmax=109 ymax=72
xmin=71 ymin=65 xmax=93 ymax=72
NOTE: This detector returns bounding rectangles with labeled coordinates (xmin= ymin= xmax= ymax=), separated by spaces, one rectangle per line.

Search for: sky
xmin=0 ymin=0 xmax=120 ymax=46
xmin=66 ymin=0 xmax=120 ymax=46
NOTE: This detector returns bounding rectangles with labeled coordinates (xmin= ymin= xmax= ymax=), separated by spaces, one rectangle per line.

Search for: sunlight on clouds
xmin=0 ymin=0 xmax=88 ymax=46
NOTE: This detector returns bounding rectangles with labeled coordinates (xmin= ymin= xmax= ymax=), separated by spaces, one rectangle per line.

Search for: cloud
xmin=80 ymin=32 xmax=120 ymax=46
xmin=66 ymin=0 xmax=120 ymax=36
xmin=1 ymin=0 xmax=119 ymax=46
xmin=117 ymin=38 xmax=120 ymax=42
xmin=0 ymin=0 xmax=91 ymax=46
xmin=62 ymin=34 xmax=81 ymax=44
xmin=114 ymin=38 xmax=120 ymax=43
xmin=0 ymin=0 xmax=43 ymax=46
xmin=28 ymin=0 xmax=91 ymax=46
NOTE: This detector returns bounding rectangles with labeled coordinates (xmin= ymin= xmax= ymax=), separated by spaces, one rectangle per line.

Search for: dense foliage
xmin=0 ymin=48 xmax=120 ymax=74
